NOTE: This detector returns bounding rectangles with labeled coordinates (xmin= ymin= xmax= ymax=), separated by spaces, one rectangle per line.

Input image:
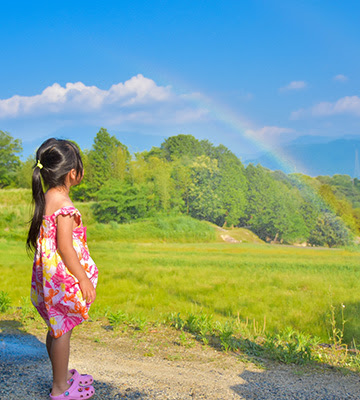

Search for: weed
xmin=330 ymin=303 xmax=346 ymax=348
xmin=178 ymin=331 xmax=195 ymax=348
xmin=216 ymin=321 xmax=236 ymax=352
xmin=184 ymin=313 xmax=213 ymax=345
xmin=170 ymin=312 xmax=323 ymax=366
xmin=0 ymin=291 xmax=11 ymax=312
xmin=108 ymin=310 xmax=149 ymax=333
xmin=263 ymin=328 xmax=316 ymax=364
xmin=108 ymin=310 xmax=128 ymax=328
xmin=168 ymin=312 xmax=186 ymax=330
xmin=321 ymin=301 xmax=350 ymax=366
xmin=131 ymin=316 xmax=148 ymax=332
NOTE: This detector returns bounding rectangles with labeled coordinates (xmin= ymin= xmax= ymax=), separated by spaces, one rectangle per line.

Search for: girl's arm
xmin=57 ymin=214 xmax=96 ymax=303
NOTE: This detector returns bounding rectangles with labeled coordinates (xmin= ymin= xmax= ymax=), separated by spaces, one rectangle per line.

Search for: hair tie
xmin=36 ymin=160 xmax=43 ymax=170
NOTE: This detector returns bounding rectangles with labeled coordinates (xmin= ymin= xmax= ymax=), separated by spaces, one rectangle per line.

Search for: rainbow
xmin=190 ymin=93 xmax=308 ymax=175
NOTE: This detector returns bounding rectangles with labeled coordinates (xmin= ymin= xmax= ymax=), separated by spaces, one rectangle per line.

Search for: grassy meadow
xmin=1 ymin=188 xmax=360 ymax=347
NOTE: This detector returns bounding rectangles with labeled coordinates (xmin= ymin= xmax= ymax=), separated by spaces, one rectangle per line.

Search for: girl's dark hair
xmin=26 ymin=138 xmax=83 ymax=252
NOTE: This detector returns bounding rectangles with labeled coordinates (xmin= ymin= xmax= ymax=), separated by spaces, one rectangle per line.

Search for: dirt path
xmin=1 ymin=319 xmax=360 ymax=399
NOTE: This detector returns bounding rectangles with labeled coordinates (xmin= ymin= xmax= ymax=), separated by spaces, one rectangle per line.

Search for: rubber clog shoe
xmin=68 ymin=369 xmax=94 ymax=386
xmin=49 ymin=382 xmax=95 ymax=399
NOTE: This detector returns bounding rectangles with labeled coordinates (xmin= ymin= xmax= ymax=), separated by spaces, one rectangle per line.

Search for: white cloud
xmin=246 ymin=125 xmax=295 ymax=140
xmin=0 ymin=75 xmax=209 ymax=126
xmin=313 ymin=96 xmax=360 ymax=116
xmin=280 ymin=81 xmax=307 ymax=92
xmin=333 ymin=74 xmax=348 ymax=82
xmin=291 ymin=95 xmax=360 ymax=119
xmin=0 ymin=75 xmax=174 ymax=118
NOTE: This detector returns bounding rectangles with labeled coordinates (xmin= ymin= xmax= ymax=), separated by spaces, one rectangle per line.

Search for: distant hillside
xmin=247 ymin=138 xmax=360 ymax=177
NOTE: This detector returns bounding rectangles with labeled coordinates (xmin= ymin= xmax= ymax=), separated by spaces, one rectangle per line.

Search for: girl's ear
xmin=68 ymin=168 xmax=79 ymax=185
xmin=70 ymin=168 xmax=77 ymax=181
xmin=69 ymin=168 xmax=83 ymax=186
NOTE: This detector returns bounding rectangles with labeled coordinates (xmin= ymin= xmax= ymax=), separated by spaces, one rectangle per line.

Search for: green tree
xmin=188 ymin=155 xmax=224 ymax=223
xmin=87 ymin=128 xmax=130 ymax=192
xmin=130 ymin=153 xmax=183 ymax=213
xmin=0 ymin=131 xmax=22 ymax=188
xmin=171 ymin=160 xmax=192 ymax=214
xmin=317 ymin=174 xmax=360 ymax=208
xmin=308 ymin=212 xmax=352 ymax=248
xmin=243 ymin=164 xmax=276 ymax=239
xmin=318 ymin=184 xmax=357 ymax=232
xmin=161 ymin=138 xmax=248 ymax=226
xmin=352 ymin=208 xmax=360 ymax=232
xmin=243 ymin=164 xmax=309 ymax=242
xmin=160 ymin=134 xmax=205 ymax=162
xmin=213 ymin=144 xmax=248 ymax=227
xmin=92 ymin=179 xmax=151 ymax=223
xmin=129 ymin=152 xmax=152 ymax=185
xmin=271 ymin=185 xmax=310 ymax=242
xmin=147 ymin=156 xmax=174 ymax=212
xmin=71 ymin=150 xmax=92 ymax=201
xmin=287 ymin=173 xmax=323 ymax=234
xmin=15 ymin=155 xmax=34 ymax=188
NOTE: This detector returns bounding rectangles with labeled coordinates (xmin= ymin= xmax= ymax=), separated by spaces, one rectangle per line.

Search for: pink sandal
xmin=68 ymin=369 xmax=94 ymax=386
xmin=49 ymin=381 xmax=95 ymax=399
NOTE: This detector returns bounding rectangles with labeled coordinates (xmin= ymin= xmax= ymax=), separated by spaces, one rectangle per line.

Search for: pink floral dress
xmin=31 ymin=206 xmax=98 ymax=338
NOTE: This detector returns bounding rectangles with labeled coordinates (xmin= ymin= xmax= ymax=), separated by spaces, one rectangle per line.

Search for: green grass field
xmin=1 ymin=188 xmax=360 ymax=346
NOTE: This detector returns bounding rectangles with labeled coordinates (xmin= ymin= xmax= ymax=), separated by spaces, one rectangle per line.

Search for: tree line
xmin=1 ymin=129 xmax=359 ymax=247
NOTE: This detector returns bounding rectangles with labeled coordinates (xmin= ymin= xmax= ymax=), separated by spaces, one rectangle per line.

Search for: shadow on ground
xmin=0 ymin=320 xmax=149 ymax=399
xmin=230 ymin=368 xmax=360 ymax=400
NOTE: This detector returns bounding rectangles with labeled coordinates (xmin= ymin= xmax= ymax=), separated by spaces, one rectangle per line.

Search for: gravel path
xmin=1 ymin=319 xmax=360 ymax=400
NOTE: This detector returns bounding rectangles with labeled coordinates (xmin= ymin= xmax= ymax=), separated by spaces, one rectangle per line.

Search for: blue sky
xmin=1 ymin=0 xmax=360 ymax=161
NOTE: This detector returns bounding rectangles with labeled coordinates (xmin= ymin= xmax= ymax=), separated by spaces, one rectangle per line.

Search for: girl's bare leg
xmin=46 ymin=331 xmax=74 ymax=383
xmin=48 ymin=330 xmax=73 ymax=396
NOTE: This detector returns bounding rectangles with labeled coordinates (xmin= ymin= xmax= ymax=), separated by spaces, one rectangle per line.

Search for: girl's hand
xmin=79 ymin=277 xmax=97 ymax=304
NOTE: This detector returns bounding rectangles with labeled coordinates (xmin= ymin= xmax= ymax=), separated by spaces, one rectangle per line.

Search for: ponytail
xmin=27 ymin=166 xmax=45 ymax=252
xmin=26 ymin=138 xmax=84 ymax=253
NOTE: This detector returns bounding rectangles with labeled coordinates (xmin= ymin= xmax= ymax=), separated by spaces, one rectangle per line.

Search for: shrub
xmin=309 ymin=212 xmax=352 ymax=247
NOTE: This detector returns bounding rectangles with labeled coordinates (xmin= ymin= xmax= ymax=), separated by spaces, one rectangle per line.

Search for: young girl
xmin=27 ymin=138 xmax=98 ymax=399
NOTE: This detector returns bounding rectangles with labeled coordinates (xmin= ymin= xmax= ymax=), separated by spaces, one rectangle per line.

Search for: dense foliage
xmin=3 ymin=129 xmax=359 ymax=247
xmin=0 ymin=131 xmax=22 ymax=188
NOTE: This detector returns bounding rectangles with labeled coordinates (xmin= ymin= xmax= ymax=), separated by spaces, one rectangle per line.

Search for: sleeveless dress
xmin=31 ymin=206 xmax=98 ymax=338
